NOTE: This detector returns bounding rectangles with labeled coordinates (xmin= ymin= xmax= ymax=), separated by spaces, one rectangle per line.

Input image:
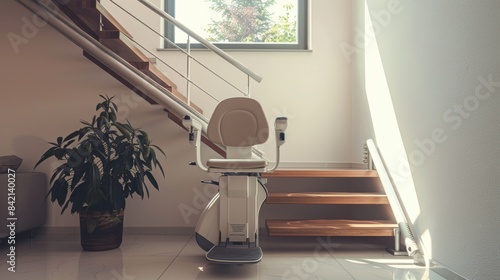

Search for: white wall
xmin=0 ymin=0 xmax=354 ymax=229
xmin=353 ymin=1 xmax=500 ymax=279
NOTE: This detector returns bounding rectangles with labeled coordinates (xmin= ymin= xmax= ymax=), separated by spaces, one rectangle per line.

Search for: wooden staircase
xmin=52 ymin=0 xmax=187 ymax=106
xmin=263 ymin=169 xmax=398 ymax=238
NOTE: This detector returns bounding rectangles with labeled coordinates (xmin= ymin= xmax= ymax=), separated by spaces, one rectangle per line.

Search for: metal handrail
xmin=365 ymin=139 xmax=420 ymax=257
xmin=138 ymin=0 xmax=263 ymax=83
xmin=107 ymin=0 xmax=249 ymax=98
xmin=15 ymin=0 xmax=267 ymax=160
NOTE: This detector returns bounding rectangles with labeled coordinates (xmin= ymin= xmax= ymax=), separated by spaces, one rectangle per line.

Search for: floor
xmin=0 ymin=234 xmax=464 ymax=280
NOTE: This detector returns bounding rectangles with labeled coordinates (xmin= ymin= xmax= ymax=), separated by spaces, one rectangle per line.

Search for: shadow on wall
xmin=12 ymin=135 xmax=49 ymax=172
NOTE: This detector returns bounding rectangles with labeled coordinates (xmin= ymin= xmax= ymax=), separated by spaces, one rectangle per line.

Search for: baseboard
xmin=350 ymin=162 xmax=370 ymax=169
xmin=36 ymin=226 xmax=195 ymax=235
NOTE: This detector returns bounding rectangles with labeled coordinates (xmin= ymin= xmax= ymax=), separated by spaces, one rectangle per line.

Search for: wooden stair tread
xmin=266 ymin=219 xmax=397 ymax=237
xmin=53 ymin=0 xmax=102 ymax=39
xmin=267 ymin=192 xmax=389 ymax=204
xmin=91 ymin=0 xmax=133 ymax=38
xmin=55 ymin=0 xmax=133 ymax=38
xmin=99 ymin=30 xmax=150 ymax=64
xmin=263 ymin=169 xmax=378 ymax=178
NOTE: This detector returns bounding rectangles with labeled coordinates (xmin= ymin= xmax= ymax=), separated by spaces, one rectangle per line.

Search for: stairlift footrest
xmin=206 ymin=245 xmax=263 ymax=264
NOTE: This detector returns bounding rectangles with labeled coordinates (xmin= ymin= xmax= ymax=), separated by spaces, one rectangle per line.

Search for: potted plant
xmin=35 ymin=95 xmax=165 ymax=251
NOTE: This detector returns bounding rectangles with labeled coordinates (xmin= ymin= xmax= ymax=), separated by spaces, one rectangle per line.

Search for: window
xmin=164 ymin=0 xmax=308 ymax=50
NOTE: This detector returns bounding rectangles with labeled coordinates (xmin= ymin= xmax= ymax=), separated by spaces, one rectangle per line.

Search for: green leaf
xmin=115 ymin=122 xmax=131 ymax=139
xmin=151 ymin=144 xmax=166 ymax=157
xmin=57 ymin=180 xmax=69 ymax=207
xmin=54 ymin=148 xmax=66 ymax=160
xmin=134 ymin=176 xmax=144 ymax=198
xmin=136 ymin=136 xmax=146 ymax=157
xmin=71 ymin=163 xmax=87 ymax=189
xmin=64 ymin=130 xmax=81 ymax=142
xmin=97 ymin=115 xmax=110 ymax=130
xmin=149 ymin=149 xmax=165 ymax=177
xmin=109 ymin=111 xmax=117 ymax=123
xmin=63 ymin=139 xmax=75 ymax=149
xmin=61 ymin=200 xmax=71 ymax=214
xmin=110 ymin=98 xmax=118 ymax=112
xmin=34 ymin=146 xmax=57 ymax=169
xmin=145 ymin=171 xmax=160 ymax=191
xmin=67 ymin=148 xmax=83 ymax=167
xmin=90 ymin=163 xmax=101 ymax=190
xmin=48 ymin=178 xmax=62 ymax=203
xmin=49 ymin=165 xmax=65 ymax=184
xmin=69 ymin=182 xmax=88 ymax=214
xmin=139 ymin=130 xmax=149 ymax=143
xmin=112 ymin=185 xmax=125 ymax=211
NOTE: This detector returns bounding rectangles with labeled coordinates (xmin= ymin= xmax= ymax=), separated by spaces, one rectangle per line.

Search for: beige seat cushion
xmin=207 ymin=159 xmax=268 ymax=169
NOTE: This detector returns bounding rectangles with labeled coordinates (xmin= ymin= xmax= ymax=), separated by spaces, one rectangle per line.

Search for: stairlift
xmin=183 ymin=97 xmax=287 ymax=264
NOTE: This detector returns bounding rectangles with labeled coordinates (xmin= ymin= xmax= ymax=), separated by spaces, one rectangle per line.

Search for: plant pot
xmin=79 ymin=210 xmax=124 ymax=251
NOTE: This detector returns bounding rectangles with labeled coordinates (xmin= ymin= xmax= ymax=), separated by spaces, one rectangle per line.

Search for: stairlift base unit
xmin=195 ymin=176 xmax=268 ymax=264
xmin=206 ymin=245 xmax=263 ymax=264
xmin=184 ymin=97 xmax=287 ymax=264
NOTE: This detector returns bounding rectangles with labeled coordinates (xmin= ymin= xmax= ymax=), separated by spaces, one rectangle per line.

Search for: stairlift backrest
xmin=207 ymin=97 xmax=269 ymax=159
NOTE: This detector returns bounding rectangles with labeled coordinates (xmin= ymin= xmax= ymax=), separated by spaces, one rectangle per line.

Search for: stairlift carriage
xmin=183 ymin=97 xmax=287 ymax=264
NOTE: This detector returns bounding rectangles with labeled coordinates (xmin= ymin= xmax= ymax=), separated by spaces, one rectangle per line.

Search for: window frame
xmin=163 ymin=0 xmax=308 ymax=50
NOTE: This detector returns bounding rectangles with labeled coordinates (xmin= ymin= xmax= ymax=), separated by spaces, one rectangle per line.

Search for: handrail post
xmin=247 ymin=75 xmax=251 ymax=97
xmin=363 ymin=143 xmax=373 ymax=170
xmin=186 ymin=35 xmax=191 ymax=105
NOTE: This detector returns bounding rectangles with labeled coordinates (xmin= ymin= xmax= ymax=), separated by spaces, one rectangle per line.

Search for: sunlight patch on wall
xmin=362 ymin=0 xmax=430 ymax=257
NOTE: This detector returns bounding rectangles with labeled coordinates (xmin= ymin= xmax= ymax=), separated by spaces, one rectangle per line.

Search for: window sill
xmin=156 ymin=48 xmax=313 ymax=53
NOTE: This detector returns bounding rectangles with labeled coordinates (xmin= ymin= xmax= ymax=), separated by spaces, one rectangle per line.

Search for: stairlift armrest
xmin=275 ymin=117 xmax=287 ymax=146
xmin=267 ymin=117 xmax=288 ymax=173
xmin=182 ymin=115 xmax=208 ymax=172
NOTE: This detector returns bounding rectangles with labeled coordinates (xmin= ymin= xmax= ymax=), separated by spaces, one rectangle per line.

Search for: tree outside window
xmin=165 ymin=0 xmax=307 ymax=49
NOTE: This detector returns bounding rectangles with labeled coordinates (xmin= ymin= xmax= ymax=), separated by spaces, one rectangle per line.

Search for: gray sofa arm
xmin=0 ymin=172 xmax=48 ymax=236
